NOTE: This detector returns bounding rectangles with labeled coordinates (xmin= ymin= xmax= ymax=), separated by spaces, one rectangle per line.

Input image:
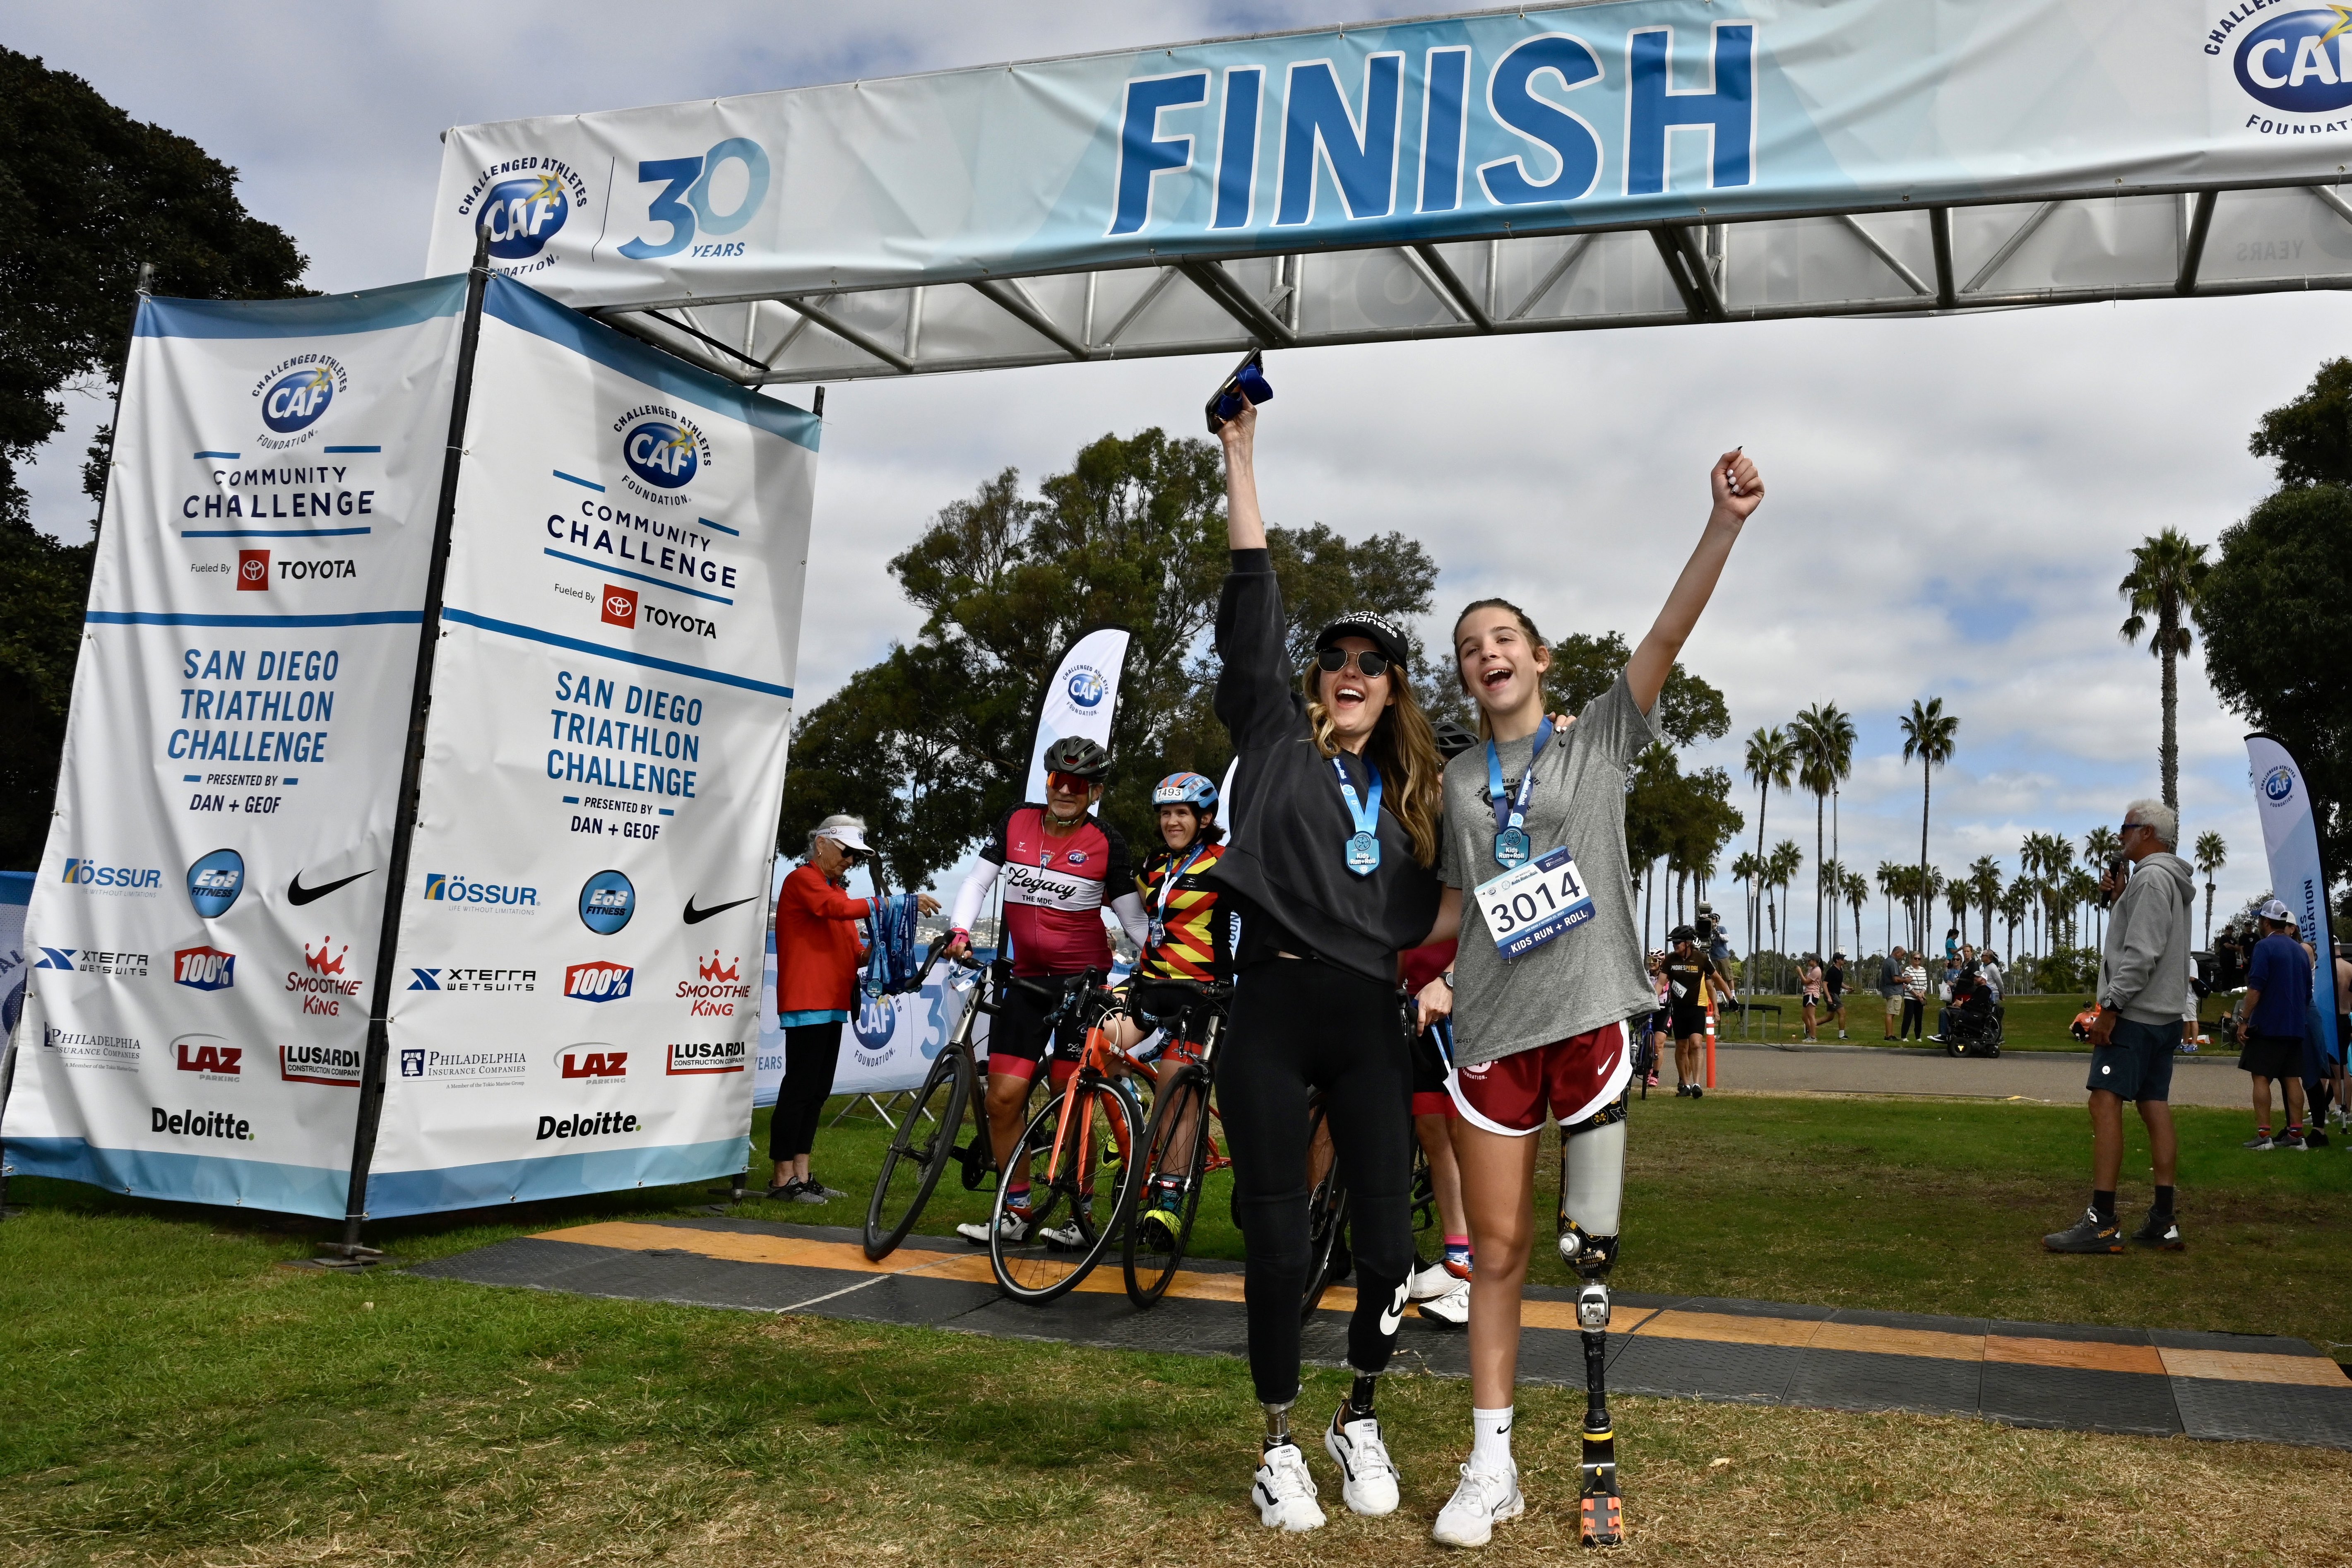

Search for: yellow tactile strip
xmin=534 ymin=1222 xmax=2343 ymax=1389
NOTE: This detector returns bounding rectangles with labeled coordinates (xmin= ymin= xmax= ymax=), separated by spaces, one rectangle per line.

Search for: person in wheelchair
xmin=1938 ymin=960 xmax=2003 ymax=1050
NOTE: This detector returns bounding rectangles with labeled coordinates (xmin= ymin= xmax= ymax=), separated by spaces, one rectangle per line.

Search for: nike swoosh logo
xmin=1378 ymin=1280 xmax=1409 ymax=1338
xmin=287 ymin=869 xmax=373 ymax=906
xmin=683 ymin=894 xmax=758 ymax=925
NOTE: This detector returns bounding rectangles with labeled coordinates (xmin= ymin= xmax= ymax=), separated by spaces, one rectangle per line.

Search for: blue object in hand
xmin=1206 ymin=350 xmax=1273 ymax=432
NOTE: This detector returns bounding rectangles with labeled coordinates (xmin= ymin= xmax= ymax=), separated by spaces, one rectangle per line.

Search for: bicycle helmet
xmin=1152 ymin=770 xmax=1219 ymax=812
xmin=1040 ymin=735 xmax=1111 ymax=781
xmin=1668 ymin=924 xmax=1698 ymax=944
xmin=1431 ymin=717 xmax=1479 ymax=762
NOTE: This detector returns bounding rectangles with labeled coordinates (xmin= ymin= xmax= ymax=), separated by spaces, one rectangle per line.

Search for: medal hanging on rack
xmin=1333 ymin=755 xmax=1383 ymax=877
xmin=1487 ymin=718 xmax=1555 ymax=870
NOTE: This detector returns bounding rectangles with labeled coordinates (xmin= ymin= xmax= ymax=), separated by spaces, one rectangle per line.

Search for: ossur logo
xmin=564 ymin=960 xmax=634 ymax=1002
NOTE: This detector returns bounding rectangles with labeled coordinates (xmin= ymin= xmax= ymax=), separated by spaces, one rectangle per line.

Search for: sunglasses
xmin=1047 ymin=771 xmax=1097 ymax=794
xmin=1315 ymin=646 xmax=1393 ymax=678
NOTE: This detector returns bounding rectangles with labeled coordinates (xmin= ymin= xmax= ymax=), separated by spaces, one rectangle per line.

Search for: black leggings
xmin=1900 ymin=998 xmax=1924 ymax=1039
xmin=1217 ymin=957 xmax=1414 ymax=1406
xmin=771 ymin=1021 xmax=844 ymax=1163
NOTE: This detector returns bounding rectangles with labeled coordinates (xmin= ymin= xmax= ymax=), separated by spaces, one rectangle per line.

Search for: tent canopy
xmin=428 ymin=1 xmax=2352 ymax=385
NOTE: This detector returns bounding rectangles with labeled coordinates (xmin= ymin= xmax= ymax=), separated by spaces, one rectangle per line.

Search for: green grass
xmin=4 ymin=1091 xmax=2348 ymax=1565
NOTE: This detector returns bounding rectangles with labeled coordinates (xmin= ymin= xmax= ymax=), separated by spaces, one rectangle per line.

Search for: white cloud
xmin=10 ymin=2 xmax=2328 ymax=922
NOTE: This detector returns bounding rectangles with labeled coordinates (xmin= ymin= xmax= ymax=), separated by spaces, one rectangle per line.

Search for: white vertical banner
xmin=367 ymin=277 xmax=815 ymax=1216
xmin=1022 ymin=626 xmax=1130 ymax=805
xmin=0 ymin=282 xmax=465 ymax=1216
xmin=2246 ymin=732 xmax=2340 ymax=1059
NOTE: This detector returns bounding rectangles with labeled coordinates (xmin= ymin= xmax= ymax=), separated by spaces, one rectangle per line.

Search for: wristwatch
xmin=1440 ymin=969 xmax=1455 ymax=988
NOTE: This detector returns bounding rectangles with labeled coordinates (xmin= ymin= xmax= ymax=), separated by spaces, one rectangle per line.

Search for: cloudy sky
xmin=12 ymin=2 xmax=2334 ymax=950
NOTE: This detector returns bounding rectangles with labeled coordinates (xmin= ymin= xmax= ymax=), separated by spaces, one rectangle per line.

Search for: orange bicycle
xmin=986 ymin=972 xmax=1145 ymax=1303
xmin=1116 ymin=977 xmax=1232 ymax=1307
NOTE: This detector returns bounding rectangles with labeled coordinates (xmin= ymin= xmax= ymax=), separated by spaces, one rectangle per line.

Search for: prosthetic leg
xmin=1556 ymin=1105 xmax=1628 ymax=1546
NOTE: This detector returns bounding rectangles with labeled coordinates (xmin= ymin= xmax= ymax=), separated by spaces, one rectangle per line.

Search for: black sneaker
xmin=2043 ymin=1207 xmax=2123 ymax=1253
xmin=2277 ymin=1131 xmax=2311 ymax=1151
xmin=2130 ymin=1211 xmax=2184 ymax=1250
xmin=2306 ymin=1129 xmax=2330 ymax=1148
xmin=1675 ymin=1083 xmax=1692 ymax=1097
xmin=1689 ymin=1085 xmax=1704 ymax=1100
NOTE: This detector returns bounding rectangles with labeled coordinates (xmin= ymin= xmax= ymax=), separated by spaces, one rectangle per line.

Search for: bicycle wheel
xmin=990 ymin=1077 xmax=1142 ymax=1303
xmin=1121 ymin=1065 xmax=1212 ymax=1308
xmin=1299 ymin=1098 xmax=1350 ymax=1322
xmin=862 ymin=1044 xmax=973 ymax=1261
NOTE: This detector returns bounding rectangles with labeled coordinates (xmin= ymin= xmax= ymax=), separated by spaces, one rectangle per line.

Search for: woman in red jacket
xmin=770 ymin=813 xmax=937 ymax=1200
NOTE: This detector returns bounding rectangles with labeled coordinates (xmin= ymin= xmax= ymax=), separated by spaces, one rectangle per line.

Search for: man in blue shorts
xmin=2046 ymin=800 xmax=2196 ymax=1253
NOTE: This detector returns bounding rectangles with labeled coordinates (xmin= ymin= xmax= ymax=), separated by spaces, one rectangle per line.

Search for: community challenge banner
xmin=365 ymin=277 xmax=816 ymax=1216
xmin=2246 ymin=732 xmax=2341 ymax=1058
xmin=429 ymin=2 xmax=2352 ymax=303
xmin=1 ymin=282 xmax=465 ymax=1215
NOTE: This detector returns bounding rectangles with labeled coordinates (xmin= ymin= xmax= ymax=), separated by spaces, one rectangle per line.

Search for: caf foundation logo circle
xmin=187 ymin=848 xmax=246 ymax=919
xmin=454 ymin=157 xmax=591 ymax=273
xmin=579 ymin=868 xmax=636 ymax=935
xmin=2264 ymin=764 xmax=2296 ymax=803
xmin=1065 ymin=665 xmax=1107 ymax=709
xmin=2232 ymin=10 xmax=2352 ymax=115
xmin=616 ymin=406 xmax=711 ymax=504
xmin=249 ymin=353 xmax=349 ymax=450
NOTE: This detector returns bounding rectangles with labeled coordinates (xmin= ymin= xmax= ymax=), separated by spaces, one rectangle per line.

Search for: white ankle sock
xmin=1470 ymin=1406 xmax=1514 ymax=1474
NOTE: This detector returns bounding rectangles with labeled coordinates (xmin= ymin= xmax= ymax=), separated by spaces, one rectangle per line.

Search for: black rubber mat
xmin=411 ymin=1222 xmax=2352 ymax=1449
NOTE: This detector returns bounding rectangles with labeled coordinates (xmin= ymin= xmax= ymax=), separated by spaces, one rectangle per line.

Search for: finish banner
xmin=365 ymin=277 xmax=816 ymax=1216
xmin=0 ymin=281 xmax=467 ymax=1215
xmin=2246 ymin=732 xmax=2340 ymax=1060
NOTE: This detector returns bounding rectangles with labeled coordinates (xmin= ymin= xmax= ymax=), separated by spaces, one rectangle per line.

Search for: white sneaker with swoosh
xmin=1433 ymin=1462 xmax=1524 ymax=1547
xmin=1252 ymin=1441 xmax=1325 ymax=1531
xmin=1324 ymin=1409 xmax=1401 ymax=1516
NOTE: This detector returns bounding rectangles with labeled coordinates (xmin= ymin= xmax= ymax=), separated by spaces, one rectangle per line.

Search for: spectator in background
xmin=1900 ymin=950 xmax=1929 ymax=1041
xmin=1978 ymin=949 xmax=2005 ymax=1000
xmin=770 ymin=813 xmax=939 ymax=1200
xmin=1799 ymin=955 xmax=1823 ymax=1041
xmin=2238 ymin=899 xmax=2313 ymax=1151
xmin=1883 ymin=947 xmax=1907 ymax=1041
xmin=1825 ymin=951 xmax=1848 ymax=1040
xmin=2332 ymin=940 xmax=2352 ymax=1131
xmin=2046 ymin=799 xmax=2194 ymax=1252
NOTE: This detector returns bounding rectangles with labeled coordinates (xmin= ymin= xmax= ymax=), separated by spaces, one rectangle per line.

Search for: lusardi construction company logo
xmin=615 ymin=405 xmax=712 ymax=505
xmin=2214 ymin=5 xmax=2352 ymax=131
xmin=251 ymin=353 xmax=348 ymax=451
xmin=452 ymin=156 xmax=592 ymax=272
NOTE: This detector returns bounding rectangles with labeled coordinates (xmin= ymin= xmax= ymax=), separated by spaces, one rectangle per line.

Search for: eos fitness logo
xmin=2265 ymin=764 xmax=2297 ymax=803
xmin=614 ymin=406 xmax=712 ymax=505
xmin=2218 ymin=7 xmax=2352 ymax=125
xmin=249 ymin=353 xmax=348 ymax=450
xmin=616 ymin=137 xmax=771 ymax=261
xmin=579 ymin=869 xmax=635 ymax=934
xmin=187 ymin=849 xmax=245 ymax=918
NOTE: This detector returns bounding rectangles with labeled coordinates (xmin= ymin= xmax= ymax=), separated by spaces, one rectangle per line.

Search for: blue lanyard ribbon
xmin=1152 ymin=842 xmax=1208 ymax=927
xmin=1332 ymin=754 xmax=1383 ymax=875
xmin=1486 ymin=719 xmax=1554 ymax=835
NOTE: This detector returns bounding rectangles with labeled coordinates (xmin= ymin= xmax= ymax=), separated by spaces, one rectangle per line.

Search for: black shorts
xmin=1669 ymin=1008 xmax=1709 ymax=1040
xmin=2088 ymin=1017 xmax=2177 ymax=1102
xmin=2239 ymin=1032 xmax=2302 ymax=1080
xmin=986 ymin=973 xmax=1087 ymax=1076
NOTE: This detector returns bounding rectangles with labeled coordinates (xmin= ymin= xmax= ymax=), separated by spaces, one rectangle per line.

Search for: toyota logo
xmin=606 ymin=594 xmax=632 ymax=618
xmin=240 ymin=559 xmax=266 ymax=584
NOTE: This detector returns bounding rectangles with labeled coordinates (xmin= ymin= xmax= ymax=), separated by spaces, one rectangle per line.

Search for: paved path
xmin=410 ymin=1218 xmax=2352 ymax=1449
xmin=1709 ymin=1041 xmax=2251 ymax=1107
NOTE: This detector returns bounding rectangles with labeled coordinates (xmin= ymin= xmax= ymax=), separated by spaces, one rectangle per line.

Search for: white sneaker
xmin=1324 ymin=1409 xmax=1400 ymax=1515
xmin=1417 ymin=1279 xmax=1471 ymax=1326
xmin=1433 ymin=1462 xmax=1525 ymax=1548
xmin=1038 ymin=1221 xmax=1086 ymax=1250
xmin=955 ymin=1209 xmax=1031 ymax=1245
xmin=1409 ymin=1259 xmax=1457 ymax=1301
xmin=1253 ymin=1441 xmax=1326 ymax=1531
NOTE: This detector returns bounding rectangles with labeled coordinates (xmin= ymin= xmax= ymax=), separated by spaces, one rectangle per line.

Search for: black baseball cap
xmin=1315 ymin=611 xmax=1411 ymax=671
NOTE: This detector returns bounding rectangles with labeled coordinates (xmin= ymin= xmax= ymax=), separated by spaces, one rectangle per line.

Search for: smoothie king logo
xmin=249 ymin=354 xmax=349 ymax=451
xmin=614 ymin=405 xmax=712 ymax=505
xmin=2214 ymin=6 xmax=2352 ymax=127
xmin=453 ymin=157 xmax=592 ymax=272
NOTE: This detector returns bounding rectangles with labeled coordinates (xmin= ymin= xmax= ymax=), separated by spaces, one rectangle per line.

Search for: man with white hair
xmin=2045 ymin=799 xmax=2195 ymax=1253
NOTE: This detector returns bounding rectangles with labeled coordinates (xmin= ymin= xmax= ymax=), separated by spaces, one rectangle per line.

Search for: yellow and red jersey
xmin=1135 ymin=841 xmax=1232 ymax=984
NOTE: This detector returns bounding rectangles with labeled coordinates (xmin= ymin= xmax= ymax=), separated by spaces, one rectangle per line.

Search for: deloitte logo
xmin=1065 ymin=666 xmax=1107 ymax=709
xmin=615 ymin=406 xmax=711 ymax=504
xmin=248 ymin=354 xmax=349 ymax=450
xmin=2222 ymin=9 xmax=2352 ymax=116
xmin=480 ymin=171 xmax=570 ymax=260
xmin=2265 ymin=764 xmax=2297 ymax=803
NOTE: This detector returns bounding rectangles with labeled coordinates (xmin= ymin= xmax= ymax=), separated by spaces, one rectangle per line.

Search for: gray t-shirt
xmin=1438 ymin=671 xmax=1660 ymax=1066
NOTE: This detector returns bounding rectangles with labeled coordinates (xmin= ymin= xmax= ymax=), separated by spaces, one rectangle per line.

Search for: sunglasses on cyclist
xmin=1315 ymin=645 xmax=1392 ymax=679
xmin=1047 ymin=770 xmax=1098 ymax=794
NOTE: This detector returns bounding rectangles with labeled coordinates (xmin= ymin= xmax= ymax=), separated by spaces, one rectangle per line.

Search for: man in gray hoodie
xmin=2045 ymin=798 xmax=2196 ymax=1254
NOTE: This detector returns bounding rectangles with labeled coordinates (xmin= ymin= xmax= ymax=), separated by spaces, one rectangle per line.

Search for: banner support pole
xmin=331 ymin=228 xmax=493 ymax=1263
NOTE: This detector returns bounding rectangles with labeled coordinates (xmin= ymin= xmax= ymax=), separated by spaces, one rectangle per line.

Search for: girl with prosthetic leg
xmin=1206 ymin=393 xmax=1446 ymax=1532
xmin=1417 ymin=449 xmax=1765 ymax=1547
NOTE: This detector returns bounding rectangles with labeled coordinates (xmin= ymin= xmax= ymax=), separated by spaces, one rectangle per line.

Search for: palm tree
xmin=1792 ymin=703 xmax=1856 ymax=964
xmin=2081 ymin=826 xmax=2122 ymax=947
xmin=1767 ymin=839 xmax=1804 ymax=982
xmin=2193 ymin=830 xmax=2227 ymax=948
xmin=1876 ymin=860 xmax=1903 ymax=954
xmin=2118 ymin=527 xmax=2212 ymax=811
xmin=1899 ymin=698 xmax=1959 ymax=946
xmin=1742 ymin=726 xmax=1797 ymax=962
xmin=1999 ymin=881 xmax=2030 ymax=969
xmin=1842 ymin=868 xmax=1870 ymax=961
xmin=1946 ymin=873 xmax=1970 ymax=949
xmin=1967 ymin=856 xmax=2003 ymax=952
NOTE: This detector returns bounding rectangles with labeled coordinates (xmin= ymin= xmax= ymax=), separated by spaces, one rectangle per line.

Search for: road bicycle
xmin=1299 ymin=996 xmax=1443 ymax=1322
xmin=862 ymin=945 xmax=1003 ymax=1262
xmin=986 ymin=972 xmax=1147 ymax=1303
xmin=1115 ymin=976 xmax=1233 ymax=1307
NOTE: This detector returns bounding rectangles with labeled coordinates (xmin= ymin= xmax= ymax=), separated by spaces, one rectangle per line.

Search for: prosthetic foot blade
xmin=1579 ymin=1434 xmax=1622 ymax=1546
